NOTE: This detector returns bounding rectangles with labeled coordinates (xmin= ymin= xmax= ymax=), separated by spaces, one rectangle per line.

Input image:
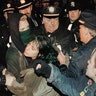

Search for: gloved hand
xmin=33 ymin=59 xmax=51 ymax=78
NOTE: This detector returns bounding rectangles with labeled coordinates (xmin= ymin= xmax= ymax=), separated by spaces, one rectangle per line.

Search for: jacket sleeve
xmin=7 ymin=68 xmax=36 ymax=96
xmin=59 ymin=50 xmax=85 ymax=78
xmin=47 ymin=64 xmax=80 ymax=96
xmin=6 ymin=47 xmax=24 ymax=82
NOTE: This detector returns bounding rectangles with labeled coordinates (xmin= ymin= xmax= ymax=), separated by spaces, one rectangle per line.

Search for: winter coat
xmin=6 ymin=13 xmax=60 ymax=96
xmin=6 ymin=43 xmax=60 ymax=96
xmin=47 ymin=64 xmax=96 ymax=96
xmin=60 ymin=37 xmax=96 ymax=78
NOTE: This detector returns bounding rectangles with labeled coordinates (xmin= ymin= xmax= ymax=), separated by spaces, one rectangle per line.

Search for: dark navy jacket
xmin=60 ymin=37 xmax=96 ymax=78
xmin=47 ymin=64 xmax=96 ymax=96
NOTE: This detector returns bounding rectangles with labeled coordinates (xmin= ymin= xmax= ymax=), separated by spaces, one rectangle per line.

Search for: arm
xmin=58 ymin=50 xmax=84 ymax=78
xmin=33 ymin=60 xmax=80 ymax=96
xmin=7 ymin=68 xmax=36 ymax=96
xmin=47 ymin=64 xmax=79 ymax=96
xmin=6 ymin=47 xmax=26 ymax=82
xmin=0 ymin=68 xmax=15 ymax=87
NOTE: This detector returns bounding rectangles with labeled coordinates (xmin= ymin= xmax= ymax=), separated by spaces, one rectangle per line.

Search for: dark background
xmin=0 ymin=0 xmax=96 ymax=25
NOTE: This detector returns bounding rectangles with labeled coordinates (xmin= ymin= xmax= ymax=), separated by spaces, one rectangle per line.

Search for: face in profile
xmin=24 ymin=40 xmax=39 ymax=60
xmin=86 ymin=49 xmax=96 ymax=80
xmin=24 ymin=35 xmax=51 ymax=60
xmin=19 ymin=5 xmax=32 ymax=17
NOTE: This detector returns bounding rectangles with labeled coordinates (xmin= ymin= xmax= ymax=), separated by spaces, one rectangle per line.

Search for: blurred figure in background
xmin=53 ymin=0 xmax=61 ymax=7
xmin=0 ymin=1 xmax=15 ymax=95
xmin=33 ymin=0 xmax=42 ymax=25
xmin=0 ymin=0 xmax=15 ymax=67
xmin=41 ymin=0 xmax=50 ymax=8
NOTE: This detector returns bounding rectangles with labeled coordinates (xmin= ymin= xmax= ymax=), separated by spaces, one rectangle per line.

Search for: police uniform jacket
xmin=32 ymin=23 xmax=73 ymax=55
xmin=63 ymin=18 xmax=82 ymax=49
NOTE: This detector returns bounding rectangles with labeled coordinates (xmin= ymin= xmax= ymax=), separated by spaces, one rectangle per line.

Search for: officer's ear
xmin=79 ymin=10 xmax=81 ymax=15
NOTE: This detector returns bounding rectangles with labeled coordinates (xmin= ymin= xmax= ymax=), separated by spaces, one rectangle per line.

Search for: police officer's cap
xmin=42 ymin=6 xmax=61 ymax=18
xmin=16 ymin=0 xmax=33 ymax=10
xmin=3 ymin=0 xmax=15 ymax=12
xmin=67 ymin=1 xmax=81 ymax=12
xmin=79 ymin=10 xmax=96 ymax=30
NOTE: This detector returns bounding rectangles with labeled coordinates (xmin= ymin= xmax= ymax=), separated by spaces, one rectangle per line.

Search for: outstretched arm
xmin=33 ymin=60 xmax=80 ymax=96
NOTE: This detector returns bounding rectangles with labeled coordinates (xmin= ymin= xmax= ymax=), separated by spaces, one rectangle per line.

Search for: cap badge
xmin=20 ymin=0 xmax=26 ymax=4
xmin=49 ymin=7 xmax=55 ymax=13
xmin=71 ymin=2 xmax=75 ymax=7
xmin=7 ymin=3 xmax=11 ymax=8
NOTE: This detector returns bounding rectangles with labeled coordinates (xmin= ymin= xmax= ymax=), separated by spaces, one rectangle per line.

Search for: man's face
xmin=86 ymin=49 xmax=96 ymax=80
xmin=24 ymin=40 xmax=39 ymax=59
xmin=43 ymin=17 xmax=59 ymax=32
xmin=68 ymin=9 xmax=81 ymax=22
xmin=79 ymin=24 xmax=89 ymax=44
xmin=19 ymin=5 xmax=32 ymax=17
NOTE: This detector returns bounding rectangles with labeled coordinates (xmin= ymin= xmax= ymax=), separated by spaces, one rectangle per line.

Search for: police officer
xmin=0 ymin=0 xmax=15 ymax=65
xmin=63 ymin=1 xmax=82 ymax=51
xmin=33 ymin=6 xmax=73 ymax=67
xmin=16 ymin=0 xmax=39 ymax=27
xmin=0 ymin=1 xmax=15 ymax=95
xmin=3 ymin=0 xmax=15 ymax=21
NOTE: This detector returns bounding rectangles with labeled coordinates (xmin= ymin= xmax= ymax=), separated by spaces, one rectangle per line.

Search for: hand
xmin=5 ymin=74 xmax=16 ymax=86
xmin=3 ymin=69 xmax=16 ymax=86
xmin=57 ymin=51 xmax=66 ymax=65
xmin=33 ymin=59 xmax=51 ymax=78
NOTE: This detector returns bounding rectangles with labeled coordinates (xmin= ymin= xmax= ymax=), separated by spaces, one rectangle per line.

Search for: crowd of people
xmin=0 ymin=0 xmax=96 ymax=96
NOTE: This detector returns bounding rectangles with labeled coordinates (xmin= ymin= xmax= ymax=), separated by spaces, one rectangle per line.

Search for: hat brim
xmin=3 ymin=8 xmax=14 ymax=12
xmin=67 ymin=7 xmax=80 ymax=11
xmin=79 ymin=19 xmax=96 ymax=30
xmin=43 ymin=14 xmax=59 ymax=18
xmin=17 ymin=2 xmax=32 ymax=10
